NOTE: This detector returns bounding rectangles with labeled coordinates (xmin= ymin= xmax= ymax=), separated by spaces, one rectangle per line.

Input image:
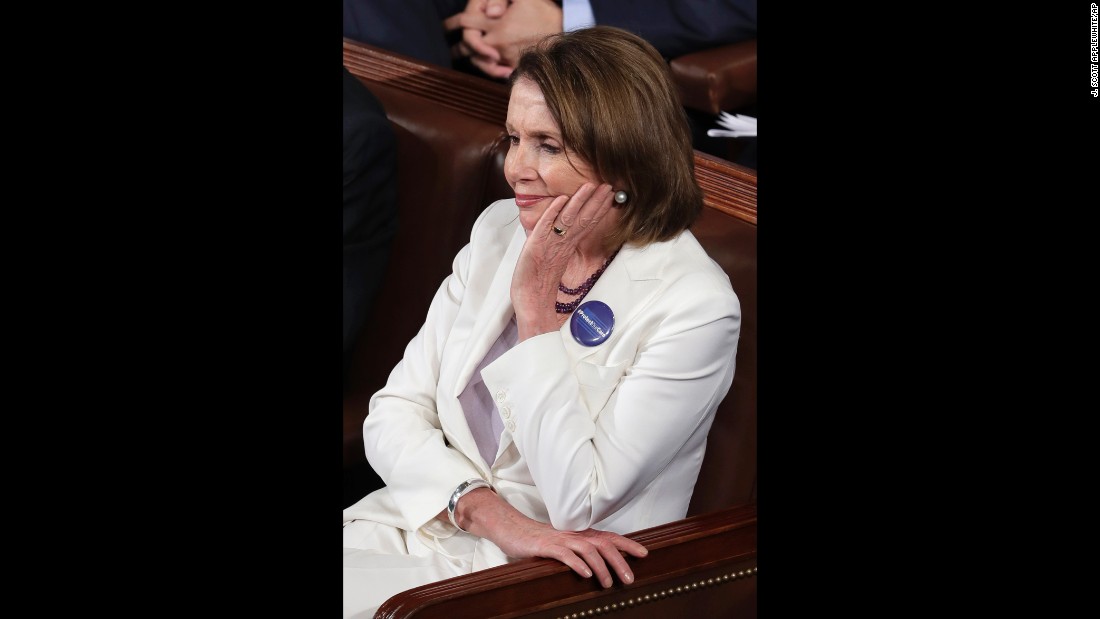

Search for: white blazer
xmin=343 ymin=198 xmax=740 ymax=568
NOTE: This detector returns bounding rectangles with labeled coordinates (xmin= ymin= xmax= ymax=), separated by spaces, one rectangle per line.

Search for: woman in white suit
xmin=343 ymin=26 xmax=741 ymax=618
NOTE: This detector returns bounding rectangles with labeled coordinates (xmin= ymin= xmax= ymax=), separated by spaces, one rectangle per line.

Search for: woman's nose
xmin=505 ymin=143 xmax=536 ymax=184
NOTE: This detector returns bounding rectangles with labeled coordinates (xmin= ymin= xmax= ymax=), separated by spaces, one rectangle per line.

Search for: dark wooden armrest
xmin=374 ymin=503 xmax=757 ymax=619
xmin=669 ymin=39 xmax=757 ymax=116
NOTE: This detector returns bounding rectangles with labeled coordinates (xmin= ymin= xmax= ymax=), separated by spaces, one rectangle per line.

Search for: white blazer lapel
xmin=450 ymin=224 xmax=526 ymax=399
xmin=556 ymin=242 xmax=663 ymax=361
xmin=437 ymin=223 xmax=524 ymax=474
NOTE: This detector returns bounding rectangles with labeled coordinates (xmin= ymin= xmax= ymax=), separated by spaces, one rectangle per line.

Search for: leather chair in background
xmin=377 ymin=503 xmax=756 ymax=619
xmin=669 ymin=38 xmax=758 ymax=167
xmin=670 ymin=38 xmax=758 ymax=116
xmin=342 ymin=42 xmax=514 ymax=505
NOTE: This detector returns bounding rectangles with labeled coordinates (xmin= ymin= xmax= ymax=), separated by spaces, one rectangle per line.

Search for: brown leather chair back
xmin=686 ymin=154 xmax=757 ymax=515
xmin=342 ymin=45 xmax=513 ymax=467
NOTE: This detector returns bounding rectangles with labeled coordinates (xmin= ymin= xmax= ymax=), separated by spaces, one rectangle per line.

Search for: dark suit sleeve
xmin=343 ymin=67 xmax=399 ymax=364
xmin=589 ymin=0 xmax=756 ymax=59
xmin=343 ymin=0 xmax=466 ymax=66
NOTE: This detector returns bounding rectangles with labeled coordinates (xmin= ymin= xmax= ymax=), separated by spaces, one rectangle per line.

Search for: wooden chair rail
xmin=343 ymin=39 xmax=511 ymax=128
xmin=376 ymin=503 xmax=757 ymax=619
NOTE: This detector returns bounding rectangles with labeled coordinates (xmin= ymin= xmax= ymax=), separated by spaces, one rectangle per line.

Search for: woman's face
xmin=504 ymin=78 xmax=601 ymax=234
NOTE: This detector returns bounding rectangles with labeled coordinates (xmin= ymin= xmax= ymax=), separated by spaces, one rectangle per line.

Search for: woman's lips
xmin=514 ymin=194 xmax=548 ymax=208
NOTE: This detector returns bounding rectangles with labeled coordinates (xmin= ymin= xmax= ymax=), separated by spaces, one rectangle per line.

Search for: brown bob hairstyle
xmin=509 ymin=26 xmax=703 ymax=250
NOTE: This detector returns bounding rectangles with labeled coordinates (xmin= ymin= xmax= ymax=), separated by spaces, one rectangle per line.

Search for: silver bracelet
xmin=447 ymin=478 xmax=494 ymax=532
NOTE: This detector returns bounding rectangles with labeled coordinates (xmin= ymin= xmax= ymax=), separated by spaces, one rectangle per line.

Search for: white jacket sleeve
xmin=361 ymin=215 xmax=490 ymax=535
xmin=481 ymin=276 xmax=740 ymax=531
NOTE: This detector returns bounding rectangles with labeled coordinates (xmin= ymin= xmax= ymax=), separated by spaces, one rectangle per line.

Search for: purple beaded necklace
xmin=555 ymin=249 xmax=620 ymax=314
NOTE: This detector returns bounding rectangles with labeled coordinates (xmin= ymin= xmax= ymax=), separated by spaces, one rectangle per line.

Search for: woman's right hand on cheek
xmin=511 ymin=183 xmax=614 ymax=339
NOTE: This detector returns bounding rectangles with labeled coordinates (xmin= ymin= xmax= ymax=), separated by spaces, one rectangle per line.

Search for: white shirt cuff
xmin=562 ymin=0 xmax=597 ymax=31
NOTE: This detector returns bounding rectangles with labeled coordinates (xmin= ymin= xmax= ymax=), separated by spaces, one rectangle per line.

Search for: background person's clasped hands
xmin=445 ymin=0 xmax=563 ymax=79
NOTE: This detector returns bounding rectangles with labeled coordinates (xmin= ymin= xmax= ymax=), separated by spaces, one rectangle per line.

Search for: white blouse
xmin=457 ymin=315 xmax=518 ymax=466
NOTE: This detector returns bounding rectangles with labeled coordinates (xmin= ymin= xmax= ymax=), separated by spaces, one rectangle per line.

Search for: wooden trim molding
xmin=375 ymin=503 xmax=757 ymax=619
xmin=343 ymin=39 xmax=511 ymax=127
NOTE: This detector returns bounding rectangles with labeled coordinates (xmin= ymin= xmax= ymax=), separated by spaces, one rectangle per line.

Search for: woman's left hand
xmin=447 ymin=487 xmax=648 ymax=587
xmin=498 ymin=519 xmax=649 ymax=588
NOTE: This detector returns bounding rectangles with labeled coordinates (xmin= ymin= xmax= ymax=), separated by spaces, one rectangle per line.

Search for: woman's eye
xmin=505 ymin=135 xmax=560 ymax=154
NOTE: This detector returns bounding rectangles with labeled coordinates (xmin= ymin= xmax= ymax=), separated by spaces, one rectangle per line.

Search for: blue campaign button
xmin=571 ymin=300 xmax=615 ymax=347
